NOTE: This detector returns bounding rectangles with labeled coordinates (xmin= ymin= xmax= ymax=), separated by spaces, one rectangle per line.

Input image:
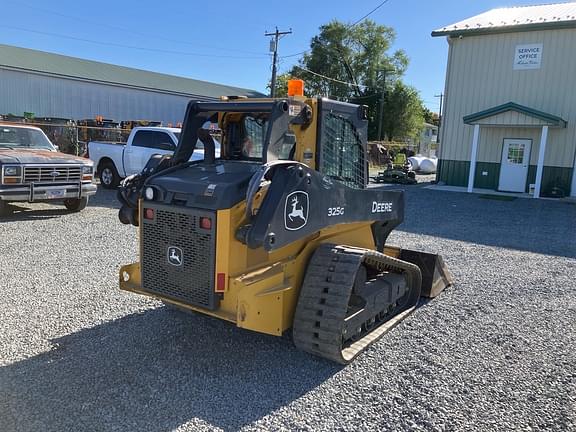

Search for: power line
xmin=349 ymin=93 xmax=379 ymax=100
xmin=0 ymin=25 xmax=268 ymax=59
xmin=7 ymin=0 xmax=269 ymax=57
xmin=293 ymin=66 xmax=368 ymax=89
xmin=350 ymin=0 xmax=392 ymax=27
xmin=281 ymin=0 xmax=393 ymax=59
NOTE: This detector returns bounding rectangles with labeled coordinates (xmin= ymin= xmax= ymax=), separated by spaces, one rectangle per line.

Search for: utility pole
xmin=265 ymin=27 xmax=292 ymax=97
xmin=434 ymin=93 xmax=444 ymax=143
xmin=377 ymin=68 xmax=395 ymax=142
xmin=377 ymin=78 xmax=386 ymax=142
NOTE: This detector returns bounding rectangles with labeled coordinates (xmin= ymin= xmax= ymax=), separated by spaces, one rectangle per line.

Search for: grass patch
xmin=478 ymin=194 xmax=517 ymax=201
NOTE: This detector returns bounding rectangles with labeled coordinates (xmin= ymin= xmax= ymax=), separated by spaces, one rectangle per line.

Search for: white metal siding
xmin=475 ymin=127 xmax=541 ymax=164
xmin=0 ymin=69 xmax=212 ymax=124
xmin=441 ymin=28 xmax=576 ymax=168
xmin=474 ymin=111 xmax=552 ymax=127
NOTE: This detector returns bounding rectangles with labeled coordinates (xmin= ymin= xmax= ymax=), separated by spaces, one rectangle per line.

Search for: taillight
xmin=216 ymin=273 xmax=226 ymax=292
xmin=200 ymin=216 xmax=212 ymax=230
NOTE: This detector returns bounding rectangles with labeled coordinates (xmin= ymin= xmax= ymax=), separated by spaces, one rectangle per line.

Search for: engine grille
xmin=24 ymin=165 xmax=82 ymax=183
xmin=141 ymin=204 xmax=218 ymax=310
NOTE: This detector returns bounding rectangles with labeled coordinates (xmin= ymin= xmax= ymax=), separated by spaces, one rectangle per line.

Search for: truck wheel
xmin=0 ymin=200 xmax=12 ymax=217
xmin=99 ymin=162 xmax=120 ymax=189
xmin=64 ymin=197 xmax=89 ymax=212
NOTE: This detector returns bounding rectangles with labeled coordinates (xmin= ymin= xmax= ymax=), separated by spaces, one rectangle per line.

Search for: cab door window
xmin=242 ymin=116 xmax=266 ymax=158
xmin=152 ymin=132 xmax=175 ymax=151
xmin=132 ymin=131 xmax=174 ymax=151
xmin=319 ymin=112 xmax=365 ymax=188
xmin=132 ymin=131 xmax=154 ymax=148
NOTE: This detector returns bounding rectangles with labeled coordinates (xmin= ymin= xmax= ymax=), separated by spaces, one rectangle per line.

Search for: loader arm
xmin=238 ymin=162 xmax=403 ymax=251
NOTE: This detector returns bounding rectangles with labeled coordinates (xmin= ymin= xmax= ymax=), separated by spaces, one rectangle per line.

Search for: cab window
xmin=319 ymin=112 xmax=365 ymax=188
xmin=242 ymin=116 xmax=266 ymax=159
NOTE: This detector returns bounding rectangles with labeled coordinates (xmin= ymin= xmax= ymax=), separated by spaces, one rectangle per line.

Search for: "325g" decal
xmin=327 ymin=206 xmax=345 ymax=217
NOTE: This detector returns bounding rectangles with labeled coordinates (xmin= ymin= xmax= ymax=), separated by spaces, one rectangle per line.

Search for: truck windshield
xmin=0 ymin=127 xmax=55 ymax=150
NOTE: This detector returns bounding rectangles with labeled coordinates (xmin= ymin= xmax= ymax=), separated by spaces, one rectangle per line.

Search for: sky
xmin=0 ymin=0 xmax=553 ymax=112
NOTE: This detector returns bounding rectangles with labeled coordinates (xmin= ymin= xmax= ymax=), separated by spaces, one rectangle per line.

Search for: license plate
xmin=46 ymin=189 xmax=65 ymax=199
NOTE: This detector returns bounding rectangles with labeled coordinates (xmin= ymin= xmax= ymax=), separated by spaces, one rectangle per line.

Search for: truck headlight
xmin=82 ymin=165 xmax=94 ymax=180
xmin=2 ymin=165 xmax=22 ymax=183
xmin=4 ymin=166 xmax=21 ymax=176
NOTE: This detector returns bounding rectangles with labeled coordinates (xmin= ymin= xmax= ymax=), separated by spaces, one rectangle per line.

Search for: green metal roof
xmin=463 ymin=102 xmax=567 ymax=127
xmin=432 ymin=2 xmax=576 ymax=37
xmin=0 ymin=44 xmax=265 ymax=99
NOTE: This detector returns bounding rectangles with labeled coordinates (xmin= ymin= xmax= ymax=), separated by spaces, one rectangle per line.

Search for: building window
xmin=507 ymin=143 xmax=525 ymax=164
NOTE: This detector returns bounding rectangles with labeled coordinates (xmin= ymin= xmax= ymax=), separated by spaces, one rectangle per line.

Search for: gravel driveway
xmin=0 ymin=186 xmax=574 ymax=431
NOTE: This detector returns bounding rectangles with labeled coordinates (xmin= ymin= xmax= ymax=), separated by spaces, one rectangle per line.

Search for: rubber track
xmin=292 ymin=244 xmax=422 ymax=364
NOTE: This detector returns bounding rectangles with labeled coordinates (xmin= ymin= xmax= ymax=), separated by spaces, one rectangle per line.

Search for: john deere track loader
xmin=117 ymin=83 xmax=452 ymax=364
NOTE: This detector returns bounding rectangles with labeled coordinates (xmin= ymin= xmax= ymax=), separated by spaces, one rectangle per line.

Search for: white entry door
xmin=499 ymin=139 xmax=531 ymax=192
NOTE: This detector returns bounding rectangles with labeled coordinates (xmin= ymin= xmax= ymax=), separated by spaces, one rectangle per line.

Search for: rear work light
xmin=143 ymin=208 xmax=155 ymax=220
xmin=200 ymin=217 xmax=212 ymax=230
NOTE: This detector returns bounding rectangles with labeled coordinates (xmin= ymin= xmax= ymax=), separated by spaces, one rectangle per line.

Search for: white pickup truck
xmin=88 ymin=126 xmax=220 ymax=188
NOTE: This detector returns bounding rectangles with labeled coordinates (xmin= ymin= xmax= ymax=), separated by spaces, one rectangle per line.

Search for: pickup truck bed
xmin=89 ymin=126 xmax=220 ymax=188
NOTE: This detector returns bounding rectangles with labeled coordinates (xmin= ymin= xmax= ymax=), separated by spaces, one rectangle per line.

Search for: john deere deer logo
xmin=284 ymin=191 xmax=309 ymax=231
xmin=167 ymin=246 xmax=183 ymax=267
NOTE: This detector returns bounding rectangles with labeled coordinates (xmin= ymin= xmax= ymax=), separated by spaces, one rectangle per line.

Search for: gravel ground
xmin=0 ymin=185 xmax=575 ymax=432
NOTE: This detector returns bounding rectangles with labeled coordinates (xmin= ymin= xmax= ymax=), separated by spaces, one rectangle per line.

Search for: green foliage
xmin=275 ymin=19 xmax=424 ymax=141
xmin=288 ymin=20 xmax=407 ymax=98
xmin=271 ymin=74 xmax=291 ymax=98
xmin=422 ymin=107 xmax=440 ymax=126
xmin=382 ymin=81 xmax=424 ymax=142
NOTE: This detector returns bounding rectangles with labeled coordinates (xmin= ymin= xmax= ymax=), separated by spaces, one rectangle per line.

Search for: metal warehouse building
xmin=433 ymin=2 xmax=576 ymax=198
xmin=0 ymin=44 xmax=263 ymax=125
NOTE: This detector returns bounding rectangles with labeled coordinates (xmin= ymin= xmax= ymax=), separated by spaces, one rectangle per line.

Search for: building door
xmin=498 ymin=139 xmax=531 ymax=192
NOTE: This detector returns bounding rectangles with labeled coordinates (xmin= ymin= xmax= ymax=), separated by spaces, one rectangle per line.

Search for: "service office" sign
xmin=514 ymin=44 xmax=543 ymax=70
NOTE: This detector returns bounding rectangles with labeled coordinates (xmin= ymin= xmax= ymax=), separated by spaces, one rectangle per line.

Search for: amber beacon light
xmin=287 ymin=79 xmax=304 ymax=96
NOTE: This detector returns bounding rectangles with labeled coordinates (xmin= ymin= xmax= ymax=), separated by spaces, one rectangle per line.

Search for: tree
xmin=270 ymin=73 xmax=291 ymax=98
xmin=382 ymin=81 xmax=424 ymax=142
xmin=277 ymin=19 xmax=425 ymax=140
xmin=422 ymin=107 xmax=439 ymax=126
xmin=289 ymin=20 xmax=407 ymax=100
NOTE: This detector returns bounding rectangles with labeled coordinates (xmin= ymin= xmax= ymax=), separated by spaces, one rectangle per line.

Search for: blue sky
xmin=1 ymin=0 xmax=549 ymax=112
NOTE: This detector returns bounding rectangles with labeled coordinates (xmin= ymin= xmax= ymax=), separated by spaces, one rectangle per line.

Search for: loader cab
xmin=220 ymin=113 xmax=269 ymax=161
xmin=205 ymin=101 xmax=298 ymax=164
xmin=172 ymin=97 xmax=369 ymax=189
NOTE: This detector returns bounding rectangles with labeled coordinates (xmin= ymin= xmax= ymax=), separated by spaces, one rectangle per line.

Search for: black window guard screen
xmin=319 ymin=112 xmax=365 ymax=189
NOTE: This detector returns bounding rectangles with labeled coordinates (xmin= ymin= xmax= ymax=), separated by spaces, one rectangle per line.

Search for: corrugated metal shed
xmin=0 ymin=44 xmax=264 ymax=98
xmin=432 ymin=2 xmax=576 ymax=36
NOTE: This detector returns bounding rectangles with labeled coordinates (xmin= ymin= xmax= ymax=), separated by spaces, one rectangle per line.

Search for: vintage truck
xmin=0 ymin=123 xmax=96 ymax=216
xmin=87 ymin=126 xmax=221 ymax=189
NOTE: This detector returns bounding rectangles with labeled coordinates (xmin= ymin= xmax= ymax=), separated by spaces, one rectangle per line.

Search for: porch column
xmin=534 ymin=125 xmax=549 ymax=199
xmin=467 ymin=124 xmax=480 ymax=193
